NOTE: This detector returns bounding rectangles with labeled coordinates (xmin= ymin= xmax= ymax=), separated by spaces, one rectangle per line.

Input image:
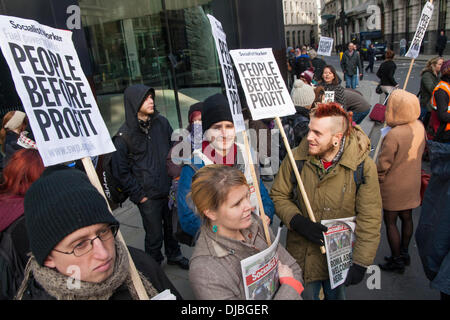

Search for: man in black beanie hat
xmin=111 ymin=84 xmax=188 ymax=269
xmin=15 ymin=166 xmax=181 ymax=300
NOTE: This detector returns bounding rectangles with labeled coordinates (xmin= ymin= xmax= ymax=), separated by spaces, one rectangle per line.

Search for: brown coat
xmin=189 ymin=214 xmax=303 ymax=300
xmin=377 ymin=90 xmax=426 ymax=211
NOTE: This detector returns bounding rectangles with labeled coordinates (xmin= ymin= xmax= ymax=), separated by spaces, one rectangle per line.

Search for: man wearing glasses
xmin=14 ymin=166 xmax=181 ymax=300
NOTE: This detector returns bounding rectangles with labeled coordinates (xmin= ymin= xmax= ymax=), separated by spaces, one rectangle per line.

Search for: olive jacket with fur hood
xmin=270 ymin=125 xmax=382 ymax=284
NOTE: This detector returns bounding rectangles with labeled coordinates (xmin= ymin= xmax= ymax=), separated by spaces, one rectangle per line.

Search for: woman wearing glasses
xmin=14 ymin=166 xmax=181 ymax=300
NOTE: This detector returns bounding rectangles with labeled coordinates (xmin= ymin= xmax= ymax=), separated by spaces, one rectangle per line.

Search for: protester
xmin=343 ymin=88 xmax=371 ymax=124
xmin=376 ymin=49 xmax=398 ymax=103
xmin=341 ymin=42 xmax=363 ymax=89
xmin=287 ymin=46 xmax=296 ymax=90
xmin=270 ymin=102 xmax=382 ymax=300
xmin=0 ymin=111 xmax=29 ymax=166
xmin=436 ymin=29 xmax=447 ymax=57
xmin=279 ymin=79 xmax=315 ymax=162
xmin=313 ymin=86 xmax=325 ymax=106
xmin=419 ymin=57 xmax=443 ymax=126
xmin=111 ymin=84 xmax=188 ymax=269
xmin=415 ymin=140 xmax=450 ymax=301
xmin=365 ymin=43 xmax=376 ymax=73
xmin=400 ymin=38 xmax=407 ymax=57
xmin=176 ymin=93 xmax=274 ymax=239
xmin=15 ymin=166 xmax=182 ymax=300
xmin=166 ymin=102 xmax=203 ymax=179
xmin=318 ymin=65 xmax=346 ymax=106
xmin=188 ymin=165 xmax=304 ymax=300
xmin=294 ymin=46 xmax=312 ymax=80
xmin=377 ymin=90 xmax=426 ymax=273
xmin=0 ymin=149 xmax=44 ymax=299
xmin=309 ymin=49 xmax=326 ymax=83
xmin=300 ymin=68 xmax=314 ymax=86
xmin=430 ymin=60 xmax=450 ymax=143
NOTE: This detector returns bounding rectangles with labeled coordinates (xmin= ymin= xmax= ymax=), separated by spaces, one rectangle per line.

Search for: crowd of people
xmin=0 ymin=45 xmax=449 ymax=301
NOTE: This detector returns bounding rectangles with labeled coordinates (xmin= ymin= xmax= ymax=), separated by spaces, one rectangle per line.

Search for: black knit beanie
xmin=24 ymin=165 xmax=119 ymax=266
xmin=201 ymin=93 xmax=233 ymax=133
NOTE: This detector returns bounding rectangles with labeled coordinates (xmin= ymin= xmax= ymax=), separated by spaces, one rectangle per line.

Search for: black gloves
xmin=344 ymin=264 xmax=367 ymax=286
xmin=290 ymin=214 xmax=328 ymax=245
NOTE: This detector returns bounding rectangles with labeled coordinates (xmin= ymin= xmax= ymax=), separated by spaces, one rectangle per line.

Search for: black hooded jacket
xmin=111 ymin=85 xmax=173 ymax=203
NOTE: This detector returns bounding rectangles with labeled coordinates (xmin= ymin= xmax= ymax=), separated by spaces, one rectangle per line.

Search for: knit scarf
xmin=15 ymin=240 xmax=158 ymax=300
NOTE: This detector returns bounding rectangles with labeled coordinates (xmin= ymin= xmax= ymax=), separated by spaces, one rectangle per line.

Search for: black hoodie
xmin=111 ymin=85 xmax=173 ymax=203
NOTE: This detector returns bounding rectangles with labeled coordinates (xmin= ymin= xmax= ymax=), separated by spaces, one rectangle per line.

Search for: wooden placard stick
xmin=81 ymin=157 xmax=150 ymax=300
xmin=240 ymin=131 xmax=272 ymax=246
xmin=274 ymin=117 xmax=326 ymax=254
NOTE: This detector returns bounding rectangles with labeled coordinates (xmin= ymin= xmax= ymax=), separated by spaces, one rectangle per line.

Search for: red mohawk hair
xmin=311 ymin=102 xmax=353 ymax=136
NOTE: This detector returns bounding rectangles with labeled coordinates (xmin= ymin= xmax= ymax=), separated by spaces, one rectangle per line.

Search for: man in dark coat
xmin=111 ymin=84 xmax=188 ymax=269
xmin=437 ymin=29 xmax=447 ymax=57
xmin=15 ymin=166 xmax=182 ymax=300
xmin=341 ymin=42 xmax=363 ymax=89
xmin=365 ymin=43 xmax=376 ymax=73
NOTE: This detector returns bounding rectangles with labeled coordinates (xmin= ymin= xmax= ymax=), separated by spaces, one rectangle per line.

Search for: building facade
xmin=0 ymin=0 xmax=285 ymax=132
xmin=283 ymin=0 xmax=320 ymax=48
xmin=321 ymin=0 xmax=450 ymax=56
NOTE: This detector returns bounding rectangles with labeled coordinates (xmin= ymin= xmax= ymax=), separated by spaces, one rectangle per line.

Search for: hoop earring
xmin=212 ymin=225 xmax=218 ymax=233
xmin=334 ymin=141 xmax=338 ymax=147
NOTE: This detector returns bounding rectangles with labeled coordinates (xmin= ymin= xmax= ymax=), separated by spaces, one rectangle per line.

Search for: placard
xmin=405 ymin=1 xmax=434 ymax=59
xmin=0 ymin=15 xmax=115 ymax=166
xmin=207 ymin=15 xmax=245 ymax=132
xmin=229 ymin=48 xmax=296 ymax=121
xmin=317 ymin=36 xmax=334 ymax=57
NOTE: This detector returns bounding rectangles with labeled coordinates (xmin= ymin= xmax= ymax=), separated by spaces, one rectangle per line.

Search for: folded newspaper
xmin=150 ymin=289 xmax=177 ymax=300
xmin=240 ymin=227 xmax=281 ymax=300
xmin=321 ymin=217 xmax=356 ymax=289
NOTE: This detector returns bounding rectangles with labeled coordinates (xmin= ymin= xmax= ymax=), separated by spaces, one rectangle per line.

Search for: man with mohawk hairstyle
xmin=271 ymin=102 xmax=382 ymax=300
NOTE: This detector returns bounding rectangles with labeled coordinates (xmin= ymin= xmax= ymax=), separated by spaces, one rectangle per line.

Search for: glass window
xmin=80 ymin=0 xmax=221 ymax=133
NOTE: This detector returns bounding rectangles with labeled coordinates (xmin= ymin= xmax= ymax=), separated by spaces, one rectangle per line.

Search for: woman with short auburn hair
xmin=188 ymin=165 xmax=304 ymax=300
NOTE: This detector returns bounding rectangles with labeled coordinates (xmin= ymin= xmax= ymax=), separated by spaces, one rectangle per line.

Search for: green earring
xmin=212 ymin=225 xmax=218 ymax=233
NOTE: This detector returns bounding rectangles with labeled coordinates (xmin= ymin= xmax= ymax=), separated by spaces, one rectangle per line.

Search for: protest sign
xmin=207 ymin=14 xmax=245 ymax=133
xmin=207 ymin=16 xmax=271 ymax=245
xmin=322 ymin=217 xmax=356 ymax=289
xmin=241 ymin=228 xmax=281 ymax=300
xmin=317 ymin=36 xmax=334 ymax=57
xmin=229 ymin=48 xmax=296 ymax=120
xmin=230 ymin=47 xmax=323 ymax=253
xmin=0 ymin=15 xmax=115 ymax=166
xmin=405 ymin=1 xmax=434 ymax=59
xmin=324 ymin=91 xmax=335 ymax=103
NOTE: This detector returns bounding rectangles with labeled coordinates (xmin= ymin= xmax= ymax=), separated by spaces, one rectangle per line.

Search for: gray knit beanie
xmin=291 ymin=80 xmax=316 ymax=107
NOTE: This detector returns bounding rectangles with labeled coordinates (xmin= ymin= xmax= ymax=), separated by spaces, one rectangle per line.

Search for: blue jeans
xmin=345 ymin=74 xmax=358 ymax=89
xmin=353 ymin=110 xmax=370 ymax=124
xmin=302 ymin=280 xmax=346 ymax=300
xmin=137 ymin=198 xmax=182 ymax=264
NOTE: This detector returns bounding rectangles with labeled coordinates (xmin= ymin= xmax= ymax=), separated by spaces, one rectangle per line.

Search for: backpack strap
xmin=353 ymin=160 xmax=366 ymax=192
xmin=290 ymin=160 xmax=305 ymax=186
xmin=290 ymin=159 xmax=365 ymax=191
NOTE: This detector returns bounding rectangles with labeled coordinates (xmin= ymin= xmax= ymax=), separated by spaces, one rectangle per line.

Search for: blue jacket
xmin=416 ymin=141 xmax=450 ymax=295
xmin=176 ymin=154 xmax=275 ymax=237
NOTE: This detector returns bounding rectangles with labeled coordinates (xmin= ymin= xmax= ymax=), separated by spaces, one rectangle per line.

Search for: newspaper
xmin=240 ymin=227 xmax=281 ymax=300
xmin=151 ymin=289 xmax=177 ymax=300
xmin=321 ymin=217 xmax=356 ymax=289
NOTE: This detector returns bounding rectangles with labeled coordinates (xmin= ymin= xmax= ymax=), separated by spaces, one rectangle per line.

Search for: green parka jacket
xmin=270 ymin=126 xmax=382 ymax=284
